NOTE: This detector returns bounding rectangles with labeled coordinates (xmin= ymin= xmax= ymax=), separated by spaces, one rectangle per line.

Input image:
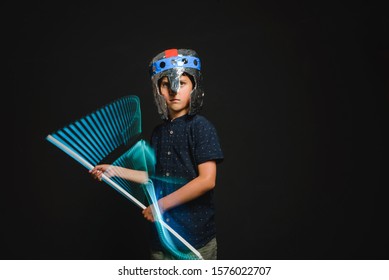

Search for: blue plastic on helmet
xmin=150 ymin=55 xmax=201 ymax=76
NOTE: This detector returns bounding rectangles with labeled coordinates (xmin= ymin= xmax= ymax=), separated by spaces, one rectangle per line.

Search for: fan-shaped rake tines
xmin=46 ymin=95 xmax=142 ymax=167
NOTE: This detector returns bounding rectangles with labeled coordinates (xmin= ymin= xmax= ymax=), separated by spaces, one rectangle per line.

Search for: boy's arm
xmin=159 ymin=160 xmax=217 ymax=211
xmin=142 ymin=161 xmax=217 ymax=221
xmin=90 ymin=164 xmax=148 ymax=184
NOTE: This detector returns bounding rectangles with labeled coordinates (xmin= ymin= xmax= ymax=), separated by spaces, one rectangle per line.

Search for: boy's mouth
xmin=170 ymin=99 xmax=180 ymax=102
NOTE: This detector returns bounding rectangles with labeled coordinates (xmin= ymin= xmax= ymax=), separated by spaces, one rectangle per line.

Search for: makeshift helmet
xmin=149 ymin=48 xmax=204 ymax=119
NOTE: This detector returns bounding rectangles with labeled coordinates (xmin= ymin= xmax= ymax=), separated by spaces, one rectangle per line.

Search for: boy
xmin=91 ymin=49 xmax=223 ymax=260
xmin=144 ymin=48 xmax=224 ymax=260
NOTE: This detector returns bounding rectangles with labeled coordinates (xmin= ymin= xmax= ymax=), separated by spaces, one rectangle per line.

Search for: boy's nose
xmin=169 ymin=89 xmax=178 ymax=96
xmin=169 ymin=79 xmax=180 ymax=94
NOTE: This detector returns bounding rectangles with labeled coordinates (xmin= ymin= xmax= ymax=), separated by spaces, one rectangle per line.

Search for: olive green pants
xmin=150 ymin=238 xmax=217 ymax=260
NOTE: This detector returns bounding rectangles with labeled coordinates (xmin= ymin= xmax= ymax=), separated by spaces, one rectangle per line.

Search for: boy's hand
xmin=89 ymin=164 xmax=111 ymax=181
xmin=142 ymin=206 xmax=155 ymax=222
xmin=142 ymin=201 xmax=165 ymax=223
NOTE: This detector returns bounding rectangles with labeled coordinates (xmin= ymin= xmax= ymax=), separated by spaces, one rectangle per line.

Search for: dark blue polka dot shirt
xmin=150 ymin=114 xmax=224 ymax=251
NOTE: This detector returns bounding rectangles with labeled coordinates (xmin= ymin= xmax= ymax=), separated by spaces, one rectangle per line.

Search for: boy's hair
xmin=149 ymin=49 xmax=204 ymax=120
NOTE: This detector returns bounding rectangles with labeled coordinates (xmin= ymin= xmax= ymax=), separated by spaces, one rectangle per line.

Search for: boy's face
xmin=159 ymin=75 xmax=193 ymax=119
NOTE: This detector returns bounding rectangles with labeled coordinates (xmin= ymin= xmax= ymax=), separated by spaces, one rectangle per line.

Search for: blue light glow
xmin=46 ymin=95 xmax=202 ymax=260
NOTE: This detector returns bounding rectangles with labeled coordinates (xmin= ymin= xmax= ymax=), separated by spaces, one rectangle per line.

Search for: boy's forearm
xmin=159 ymin=175 xmax=215 ymax=212
xmin=123 ymin=169 xmax=148 ymax=184
xmin=110 ymin=166 xmax=148 ymax=184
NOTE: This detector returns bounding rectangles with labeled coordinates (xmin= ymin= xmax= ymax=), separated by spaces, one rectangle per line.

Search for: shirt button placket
xmin=166 ymin=126 xmax=173 ymax=179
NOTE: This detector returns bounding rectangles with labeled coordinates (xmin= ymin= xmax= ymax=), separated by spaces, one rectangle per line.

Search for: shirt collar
xmin=167 ymin=114 xmax=191 ymax=123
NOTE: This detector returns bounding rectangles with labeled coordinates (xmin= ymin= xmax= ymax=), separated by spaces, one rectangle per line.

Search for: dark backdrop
xmin=7 ymin=1 xmax=389 ymax=260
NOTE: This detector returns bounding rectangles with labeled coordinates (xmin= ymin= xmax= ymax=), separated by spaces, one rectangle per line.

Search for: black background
xmin=7 ymin=1 xmax=389 ymax=260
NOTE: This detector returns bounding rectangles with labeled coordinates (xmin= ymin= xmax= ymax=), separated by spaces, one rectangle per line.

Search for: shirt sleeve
xmin=193 ymin=116 xmax=224 ymax=165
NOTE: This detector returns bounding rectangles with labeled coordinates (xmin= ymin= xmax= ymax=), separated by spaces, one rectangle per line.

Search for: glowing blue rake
xmin=45 ymin=95 xmax=203 ymax=260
